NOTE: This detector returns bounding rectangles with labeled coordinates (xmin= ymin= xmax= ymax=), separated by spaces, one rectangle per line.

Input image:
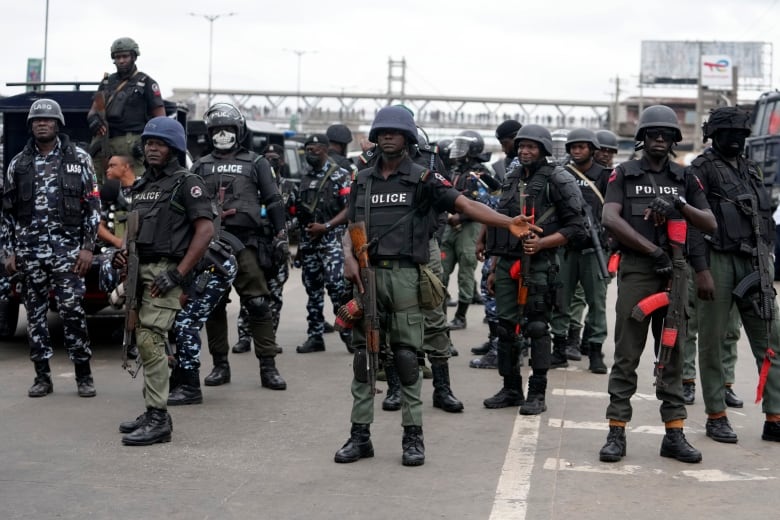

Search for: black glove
xmin=131 ymin=141 xmax=145 ymax=160
xmin=650 ymin=247 xmax=673 ymax=275
xmin=151 ymin=268 xmax=183 ymax=296
xmin=647 ymin=195 xmax=678 ymax=217
xmin=272 ymin=235 xmax=290 ymax=266
xmin=87 ymin=114 xmax=105 ymax=135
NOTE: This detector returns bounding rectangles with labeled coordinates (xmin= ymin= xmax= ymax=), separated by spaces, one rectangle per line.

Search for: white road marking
xmin=551 ymin=388 xmax=656 ymax=400
xmin=680 ymin=469 xmax=777 ymax=482
xmin=547 ymin=418 xmax=701 ymax=435
xmin=489 ymin=415 xmax=540 ymax=520
xmin=546 ymin=458 xmax=776 ymax=482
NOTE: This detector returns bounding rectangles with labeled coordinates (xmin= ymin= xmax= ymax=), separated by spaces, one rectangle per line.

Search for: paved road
xmin=0 ymin=271 xmax=778 ymax=520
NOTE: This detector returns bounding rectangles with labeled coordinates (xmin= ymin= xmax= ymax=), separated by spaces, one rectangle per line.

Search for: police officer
xmin=594 ymin=130 xmax=619 ymax=168
xmin=87 ymin=37 xmax=165 ymax=182
xmin=294 ymin=134 xmax=352 ymax=353
xmin=442 ymin=130 xmax=499 ymax=330
xmin=599 ymin=105 xmax=716 ymax=463
xmin=326 ymin=123 xmax=358 ymax=173
xmin=549 ymin=129 xmax=610 ymax=373
xmin=333 ymin=106 xmax=534 ymax=466
xmin=491 ymin=120 xmax=522 ymax=182
xmin=483 ymin=124 xmax=586 ymax=415
xmin=193 ymin=103 xmax=288 ymax=390
xmin=1 ymin=99 xmax=101 ymax=398
xmin=688 ymin=106 xmax=780 ymax=444
xmin=112 ymin=116 xmax=213 ymax=445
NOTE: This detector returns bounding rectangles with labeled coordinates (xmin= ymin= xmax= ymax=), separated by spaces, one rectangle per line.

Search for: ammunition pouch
xmin=418 ymin=264 xmax=446 ymax=310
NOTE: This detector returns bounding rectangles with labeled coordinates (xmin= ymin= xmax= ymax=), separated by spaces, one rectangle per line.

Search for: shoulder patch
xmin=433 ymin=171 xmax=451 ymax=187
xmin=608 ymin=169 xmax=617 ymax=183
xmin=190 ymin=185 xmax=203 ymax=198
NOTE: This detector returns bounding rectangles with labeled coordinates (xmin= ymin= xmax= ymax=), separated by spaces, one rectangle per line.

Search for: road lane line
xmin=489 ymin=415 xmax=540 ymax=520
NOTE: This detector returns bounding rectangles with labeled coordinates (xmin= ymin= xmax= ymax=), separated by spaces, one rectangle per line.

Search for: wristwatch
xmin=325 ymin=222 xmax=332 ymax=231
xmin=674 ymin=196 xmax=687 ymax=210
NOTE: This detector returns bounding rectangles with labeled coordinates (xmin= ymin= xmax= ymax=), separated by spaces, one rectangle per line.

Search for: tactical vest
xmin=618 ymin=160 xmax=686 ymax=250
xmin=486 ymin=163 xmax=564 ymax=258
xmin=133 ymin=168 xmax=196 ymax=260
xmin=692 ymin=150 xmax=773 ymax=252
xmin=298 ymin=162 xmax=343 ymax=224
xmin=352 ymin=164 xmax=432 ymax=264
xmin=104 ymin=71 xmax=150 ymax=132
xmin=197 ymin=151 xmax=264 ymax=230
xmin=12 ymin=136 xmax=84 ymax=230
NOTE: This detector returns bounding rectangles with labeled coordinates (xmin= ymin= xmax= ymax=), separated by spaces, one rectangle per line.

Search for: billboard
xmin=700 ymin=55 xmax=733 ymax=88
xmin=640 ymin=41 xmax=770 ymax=88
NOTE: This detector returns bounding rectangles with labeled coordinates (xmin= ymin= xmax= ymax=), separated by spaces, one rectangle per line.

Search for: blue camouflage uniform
xmin=1 ymin=135 xmax=100 ymax=363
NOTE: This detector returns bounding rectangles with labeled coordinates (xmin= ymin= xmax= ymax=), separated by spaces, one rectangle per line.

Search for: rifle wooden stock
xmin=122 ymin=211 xmax=140 ymax=376
xmin=348 ymin=222 xmax=380 ymax=395
xmin=90 ymin=90 xmax=110 ymax=166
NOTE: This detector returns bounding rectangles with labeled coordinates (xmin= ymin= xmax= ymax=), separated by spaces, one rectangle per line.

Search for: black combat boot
xmin=519 ymin=375 xmax=547 ymax=415
xmin=121 ymin=408 xmax=172 ymax=446
xmin=401 ymin=425 xmax=425 ymax=466
xmin=259 ymin=357 xmax=287 ymax=390
xmin=296 ymin=335 xmax=325 ymax=353
xmin=724 ymin=386 xmax=743 ymax=408
xmin=470 ymin=342 xmax=498 ymax=369
xmin=231 ymin=337 xmax=251 ymax=354
xmin=431 ymin=360 xmax=464 ymax=413
xmin=483 ymin=374 xmax=524 ymax=408
xmin=334 ymin=423 xmax=374 ymax=463
xmin=167 ymin=368 xmax=203 ymax=406
xmin=382 ymin=364 xmax=402 ymax=411
xmin=472 ymin=322 xmax=497 ymax=355
xmin=588 ymin=343 xmax=608 ymax=374
xmin=119 ymin=409 xmax=173 ymax=434
xmin=74 ymin=361 xmax=96 ymax=397
xmin=550 ymin=335 xmax=569 ymax=368
xmin=580 ymin=323 xmax=593 ymax=355
xmin=28 ymin=360 xmax=53 ymax=398
xmin=682 ymin=381 xmax=695 ymax=405
xmin=204 ymin=354 xmax=231 ymax=386
xmin=449 ymin=302 xmax=469 ymax=330
xmin=565 ymin=327 xmax=582 ymax=361
xmin=762 ymin=420 xmax=780 ymax=442
xmin=599 ymin=425 xmax=627 ymax=462
xmin=660 ymin=428 xmax=702 ymax=463
xmin=705 ymin=415 xmax=738 ymax=443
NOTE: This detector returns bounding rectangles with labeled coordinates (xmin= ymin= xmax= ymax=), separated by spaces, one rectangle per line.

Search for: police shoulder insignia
xmin=434 ymin=172 xmax=451 ymax=187
xmin=608 ymin=169 xmax=617 ymax=183
xmin=190 ymin=185 xmax=203 ymax=198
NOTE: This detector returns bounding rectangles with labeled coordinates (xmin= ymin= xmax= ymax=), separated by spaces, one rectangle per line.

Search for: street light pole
xmin=283 ymin=48 xmax=317 ymax=113
xmin=189 ymin=11 xmax=236 ymax=106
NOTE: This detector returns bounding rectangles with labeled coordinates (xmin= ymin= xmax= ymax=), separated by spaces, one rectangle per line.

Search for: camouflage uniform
xmin=1 ymin=135 xmax=100 ymax=365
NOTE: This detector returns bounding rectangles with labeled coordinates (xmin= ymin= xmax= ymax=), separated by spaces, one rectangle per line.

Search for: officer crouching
xmin=113 ymin=117 xmax=213 ymax=446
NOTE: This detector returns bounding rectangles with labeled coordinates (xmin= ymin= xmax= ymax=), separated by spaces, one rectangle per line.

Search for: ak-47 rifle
xmin=88 ymin=88 xmax=110 ymax=174
xmin=122 ymin=210 xmax=141 ymax=377
xmin=584 ymin=210 xmax=610 ymax=280
xmin=731 ymin=194 xmax=777 ymax=402
xmin=348 ymin=222 xmax=380 ymax=396
xmin=630 ymin=219 xmax=687 ymax=388
xmin=509 ymin=196 xmax=534 ymax=336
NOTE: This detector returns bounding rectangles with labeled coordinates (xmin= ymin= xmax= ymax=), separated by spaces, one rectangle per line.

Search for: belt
xmin=373 ymin=258 xmax=418 ymax=269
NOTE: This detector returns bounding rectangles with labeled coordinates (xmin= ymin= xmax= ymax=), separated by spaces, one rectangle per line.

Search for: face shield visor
xmin=449 ymin=135 xmax=477 ymax=160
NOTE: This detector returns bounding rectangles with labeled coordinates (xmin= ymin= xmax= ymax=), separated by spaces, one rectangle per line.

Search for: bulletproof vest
xmin=486 ymin=163 xmax=562 ymax=258
xmin=351 ymin=164 xmax=432 ymax=264
xmin=298 ymin=162 xmax=342 ymax=224
xmin=566 ymin=161 xmax=605 ymax=217
xmin=12 ymin=135 xmax=84 ymax=230
xmin=104 ymin=71 xmax=150 ymax=133
xmin=692 ymin=150 xmax=773 ymax=252
xmin=197 ymin=151 xmax=263 ymax=230
xmin=132 ymin=167 xmax=195 ymax=260
xmin=618 ymin=159 xmax=686 ymax=250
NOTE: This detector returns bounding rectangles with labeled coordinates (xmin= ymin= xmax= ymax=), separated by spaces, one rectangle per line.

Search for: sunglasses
xmin=645 ymin=128 xmax=677 ymax=142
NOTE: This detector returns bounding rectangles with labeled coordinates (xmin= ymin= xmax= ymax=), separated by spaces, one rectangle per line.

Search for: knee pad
xmin=496 ymin=319 xmax=516 ymax=343
xmin=244 ymin=296 xmax=271 ymax=320
xmin=353 ymin=348 xmax=368 ymax=383
xmin=525 ymin=320 xmax=548 ymax=339
xmin=530 ymin=333 xmax=551 ymax=370
xmin=393 ymin=347 xmax=420 ymax=386
xmin=496 ymin=340 xmax=519 ymax=377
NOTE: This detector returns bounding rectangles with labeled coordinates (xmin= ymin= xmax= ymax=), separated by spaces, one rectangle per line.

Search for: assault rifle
xmin=630 ymin=219 xmax=687 ymax=388
xmin=584 ymin=210 xmax=610 ymax=280
xmin=348 ymin=222 xmax=380 ymax=396
xmin=122 ymin=210 xmax=141 ymax=377
xmin=88 ymin=88 xmax=110 ymax=174
xmin=511 ymin=196 xmax=534 ymax=336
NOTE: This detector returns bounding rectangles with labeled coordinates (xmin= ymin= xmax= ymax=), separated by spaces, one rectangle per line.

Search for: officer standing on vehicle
xmin=333 ymin=106 xmax=535 ymax=466
xmin=294 ymin=133 xmax=352 ymax=353
xmin=1 ymin=99 xmax=101 ymax=398
xmin=193 ymin=103 xmax=288 ymax=390
xmin=688 ymin=106 xmax=780 ymax=444
xmin=87 ymin=37 xmax=165 ymax=181
xmin=549 ymin=129 xmax=610 ymax=373
xmin=442 ymin=130 xmax=499 ymax=330
xmin=599 ymin=105 xmax=716 ymax=463
xmin=483 ymin=125 xmax=586 ymax=415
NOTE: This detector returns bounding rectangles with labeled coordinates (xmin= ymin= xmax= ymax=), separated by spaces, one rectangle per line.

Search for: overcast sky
xmin=2 ymin=0 xmax=779 ymax=107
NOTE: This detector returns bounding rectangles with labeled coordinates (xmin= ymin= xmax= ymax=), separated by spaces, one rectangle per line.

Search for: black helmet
xmin=142 ymin=116 xmax=187 ymax=163
xmin=27 ymin=98 xmax=65 ymax=127
xmin=416 ymin=126 xmax=430 ymax=149
xmin=326 ymin=124 xmax=353 ymax=144
xmin=514 ymin=124 xmax=553 ymax=156
xmin=702 ymin=106 xmax=751 ymax=142
xmin=449 ymin=130 xmax=484 ymax=160
xmin=111 ymin=37 xmax=140 ymax=58
xmin=565 ymin=128 xmax=600 ymax=153
xmin=204 ymin=103 xmax=246 ymax=146
xmin=368 ymin=106 xmax=418 ymax=144
xmin=595 ymin=130 xmax=619 ymax=152
xmin=635 ymin=105 xmax=682 ymax=142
